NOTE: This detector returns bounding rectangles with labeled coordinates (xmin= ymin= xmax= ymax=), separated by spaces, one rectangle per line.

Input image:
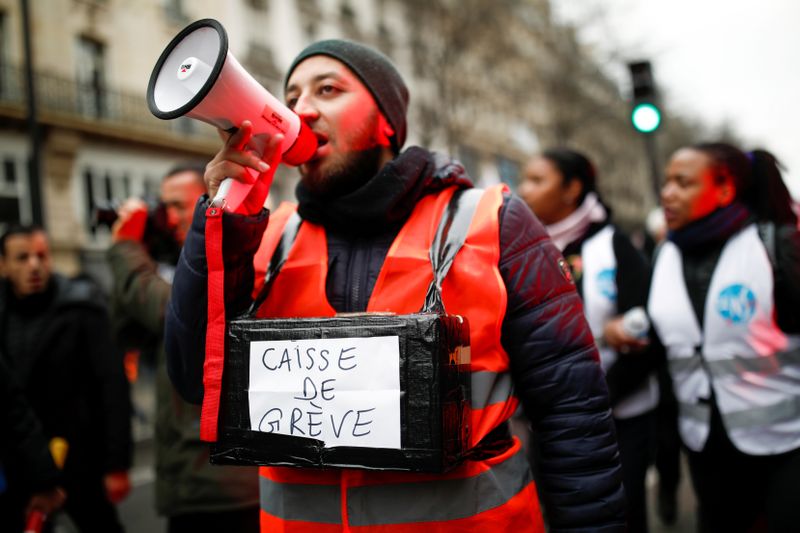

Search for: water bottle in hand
xmin=622 ymin=307 xmax=650 ymax=339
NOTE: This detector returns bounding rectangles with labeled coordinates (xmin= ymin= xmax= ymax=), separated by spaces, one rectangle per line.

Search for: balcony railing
xmin=0 ymin=61 xmax=217 ymax=142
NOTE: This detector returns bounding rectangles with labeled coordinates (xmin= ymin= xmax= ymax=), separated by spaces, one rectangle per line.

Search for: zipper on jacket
xmin=345 ymin=237 xmax=372 ymax=312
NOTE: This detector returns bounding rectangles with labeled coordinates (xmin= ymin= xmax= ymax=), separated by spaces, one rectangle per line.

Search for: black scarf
xmin=667 ymin=202 xmax=752 ymax=252
xmin=295 ymin=146 xmax=473 ymax=235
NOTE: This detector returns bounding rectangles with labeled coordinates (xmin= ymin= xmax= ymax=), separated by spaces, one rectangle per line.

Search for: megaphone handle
xmin=210 ymin=178 xmax=232 ymax=208
xmin=212 ymin=174 xmax=257 ymax=213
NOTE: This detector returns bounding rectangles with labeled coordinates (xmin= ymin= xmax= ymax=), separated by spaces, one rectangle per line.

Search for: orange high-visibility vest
xmin=251 ymin=185 xmax=544 ymax=532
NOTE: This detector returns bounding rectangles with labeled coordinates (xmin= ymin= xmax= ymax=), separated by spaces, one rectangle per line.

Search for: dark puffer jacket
xmin=165 ymin=147 xmax=625 ymax=531
xmin=0 ymin=356 xmax=61 ymax=529
xmin=0 ymin=274 xmax=132 ymax=492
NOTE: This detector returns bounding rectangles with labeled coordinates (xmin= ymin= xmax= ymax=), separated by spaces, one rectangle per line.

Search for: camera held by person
xmin=94 ymin=200 xmax=181 ymax=264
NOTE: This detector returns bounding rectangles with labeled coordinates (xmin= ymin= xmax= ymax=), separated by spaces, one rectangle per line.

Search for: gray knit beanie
xmin=285 ymin=39 xmax=409 ymax=153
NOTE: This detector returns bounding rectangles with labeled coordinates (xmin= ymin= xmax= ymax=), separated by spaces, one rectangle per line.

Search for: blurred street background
xmin=1 ymin=0 xmax=797 ymax=280
xmin=2 ymin=1 xmax=798 ymax=531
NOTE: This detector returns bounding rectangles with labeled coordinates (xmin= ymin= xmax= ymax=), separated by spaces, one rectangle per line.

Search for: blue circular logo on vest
xmin=717 ymin=284 xmax=756 ymax=324
xmin=597 ymin=268 xmax=617 ymax=301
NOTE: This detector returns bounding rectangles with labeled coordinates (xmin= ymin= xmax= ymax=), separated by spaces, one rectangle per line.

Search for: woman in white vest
xmin=648 ymin=142 xmax=800 ymax=532
xmin=518 ymin=148 xmax=658 ymax=533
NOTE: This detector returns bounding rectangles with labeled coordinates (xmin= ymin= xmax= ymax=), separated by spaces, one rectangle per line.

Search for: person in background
xmin=165 ymin=39 xmax=625 ymax=532
xmin=107 ymin=163 xmax=260 ymax=533
xmin=518 ymin=148 xmax=656 ymax=532
xmin=0 ymin=225 xmax=132 ymax=533
xmin=641 ymin=206 xmax=682 ymax=526
xmin=0 ymin=356 xmax=67 ymax=531
xmin=642 ymin=142 xmax=800 ymax=531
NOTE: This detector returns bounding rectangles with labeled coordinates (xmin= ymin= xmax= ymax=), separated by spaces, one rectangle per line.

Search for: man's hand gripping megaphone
xmin=206 ymin=120 xmax=285 ymax=215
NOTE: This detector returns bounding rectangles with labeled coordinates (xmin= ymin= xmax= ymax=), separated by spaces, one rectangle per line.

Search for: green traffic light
xmin=631 ymin=103 xmax=661 ymax=133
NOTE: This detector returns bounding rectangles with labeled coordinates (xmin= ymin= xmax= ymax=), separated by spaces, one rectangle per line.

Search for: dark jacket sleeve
xmin=82 ymin=301 xmax=134 ymax=472
xmin=498 ymin=194 xmax=626 ymax=532
xmin=165 ymin=197 xmax=269 ymax=404
xmin=0 ymin=356 xmax=61 ymax=492
xmin=774 ymin=224 xmax=800 ymax=333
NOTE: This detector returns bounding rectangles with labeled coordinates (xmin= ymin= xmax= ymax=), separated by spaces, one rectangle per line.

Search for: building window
xmin=174 ymin=116 xmax=196 ymax=135
xmin=458 ymin=145 xmax=480 ymax=181
xmin=377 ymin=22 xmax=393 ymax=55
xmin=75 ymin=36 xmax=107 ymax=118
xmin=0 ymin=196 xmax=20 ymax=226
xmin=0 ymin=155 xmax=27 ymax=226
xmin=143 ymin=177 xmax=159 ymax=199
xmin=83 ymin=166 xmax=162 ymax=241
xmin=246 ymin=0 xmax=269 ymax=10
xmin=0 ymin=11 xmax=6 ymax=62
xmin=0 ymin=11 xmax=9 ymax=98
xmin=340 ymin=0 xmax=359 ymax=39
xmin=244 ymin=42 xmax=281 ymax=85
xmin=409 ymin=30 xmax=426 ymax=77
xmin=3 ymin=158 xmax=15 ymax=185
xmin=298 ymin=0 xmax=321 ymax=39
xmin=163 ymin=0 xmax=188 ymax=23
xmin=496 ymin=155 xmax=520 ymax=187
xmin=83 ymin=168 xmax=117 ymax=237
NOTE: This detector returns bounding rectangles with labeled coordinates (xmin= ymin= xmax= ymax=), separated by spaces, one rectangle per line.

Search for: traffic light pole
xmin=627 ymin=60 xmax=663 ymax=205
xmin=643 ymin=133 xmax=661 ymax=203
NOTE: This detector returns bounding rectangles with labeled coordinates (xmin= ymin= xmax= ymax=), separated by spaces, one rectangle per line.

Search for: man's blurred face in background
xmin=161 ymin=170 xmax=207 ymax=245
xmin=0 ymin=230 xmax=53 ymax=297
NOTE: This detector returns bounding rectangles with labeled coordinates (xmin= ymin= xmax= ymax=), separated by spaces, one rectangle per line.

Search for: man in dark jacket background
xmin=0 ymin=224 xmax=132 ymax=533
xmin=107 ymin=163 xmax=260 ymax=533
xmin=0 ymin=356 xmax=66 ymax=531
xmin=165 ymin=39 xmax=626 ymax=531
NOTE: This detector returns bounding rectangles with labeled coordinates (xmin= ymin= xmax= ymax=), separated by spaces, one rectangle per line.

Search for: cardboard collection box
xmin=210 ymin=312 xmax=471 ymax=473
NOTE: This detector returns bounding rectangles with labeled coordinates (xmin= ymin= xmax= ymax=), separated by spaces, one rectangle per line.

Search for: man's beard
xmin=300 ymin=145 xmax=384 ymax=197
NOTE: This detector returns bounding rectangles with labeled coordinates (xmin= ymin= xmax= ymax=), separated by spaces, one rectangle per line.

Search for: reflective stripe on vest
xmin=649 ymin=224 xmax=800 ymax=454
xmin=669 ymin=346 xmax=800 ymax=377
xmin=580 ymin=225 xmax=658 ymax=420
xmin=679 ymin=395 xmax=800 ymax=431
xmin=259 ymin=443 xmax=538 ymax=527
xmin=260 ymin=478 xmax=341 ymax=524
xmin=252 ymin=185 xmax=543 ymax=531
xmin=471 ymin=371 xmax=514 ymax=410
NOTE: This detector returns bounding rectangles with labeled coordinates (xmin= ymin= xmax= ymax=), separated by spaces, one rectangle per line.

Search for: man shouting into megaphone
xmin=165 ymin=38 xmax=626 ymax=533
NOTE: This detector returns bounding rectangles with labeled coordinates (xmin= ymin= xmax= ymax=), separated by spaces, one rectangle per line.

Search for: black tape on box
xmin=210 ymin=312 xmax=471 ymax=473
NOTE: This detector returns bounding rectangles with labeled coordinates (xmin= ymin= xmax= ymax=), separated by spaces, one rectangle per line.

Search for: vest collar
xmin=295 ymin=146 xmax=473 ymax=236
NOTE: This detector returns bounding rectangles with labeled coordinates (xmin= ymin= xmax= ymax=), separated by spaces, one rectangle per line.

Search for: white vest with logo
xmin=648 ymin=224 xmax=800 ymax=455
xmin=581 ymin=225 xmax=659 ymax=419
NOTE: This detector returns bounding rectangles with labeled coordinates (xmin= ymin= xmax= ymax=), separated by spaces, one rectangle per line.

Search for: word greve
xmin=248 ymin=336 xmax=401 ymax=449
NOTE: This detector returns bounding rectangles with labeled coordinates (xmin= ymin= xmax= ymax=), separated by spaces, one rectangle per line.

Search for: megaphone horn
xmin=147 ymin=19 xmax=317 ymax=212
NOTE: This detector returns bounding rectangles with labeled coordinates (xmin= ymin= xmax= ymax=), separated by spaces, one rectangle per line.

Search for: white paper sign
xmin=248 ymin=336 xmax=401 ymax=449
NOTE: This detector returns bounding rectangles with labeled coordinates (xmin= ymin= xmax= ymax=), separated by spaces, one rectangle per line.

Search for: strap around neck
xmin=245 ymin=212 xmax=303 ymax=318
xmin=422 ymin=188 xmax=482 ymax=314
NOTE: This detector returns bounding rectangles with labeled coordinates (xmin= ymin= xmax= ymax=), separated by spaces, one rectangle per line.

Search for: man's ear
xmin=376 ymin=113 xmax=395 ymax=148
